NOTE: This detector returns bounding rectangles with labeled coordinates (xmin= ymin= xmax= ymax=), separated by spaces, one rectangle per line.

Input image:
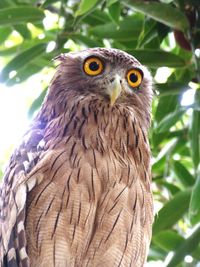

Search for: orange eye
xmin=126 ymin=69 xmax=143 ymax=88
xmin=83 ymin=57 xmax=103 ymax=76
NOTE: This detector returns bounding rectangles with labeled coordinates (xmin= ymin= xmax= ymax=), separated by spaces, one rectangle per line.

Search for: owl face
xmin=54 ymin=48 xmax=153 ymax=117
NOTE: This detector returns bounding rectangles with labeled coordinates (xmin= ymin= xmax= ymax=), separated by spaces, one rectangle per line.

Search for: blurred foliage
xmin=0 ymin=0 xmax=200 ymax=266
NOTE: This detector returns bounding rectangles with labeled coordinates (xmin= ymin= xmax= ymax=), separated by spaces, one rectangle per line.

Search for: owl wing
xmin=0 ymin=127 xmax=45 ymax=267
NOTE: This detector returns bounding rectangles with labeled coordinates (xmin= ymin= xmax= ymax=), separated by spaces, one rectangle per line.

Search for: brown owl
xmin=0 ymin=48 xmax=153 ymax=267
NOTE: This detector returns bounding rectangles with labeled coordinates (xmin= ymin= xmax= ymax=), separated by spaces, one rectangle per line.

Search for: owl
xmin=0 ymin=48 xmax=153 ymax=267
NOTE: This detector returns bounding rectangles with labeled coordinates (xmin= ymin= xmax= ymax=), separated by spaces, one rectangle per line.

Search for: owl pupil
xmin=89 ymin=61 xmax=99 ymax=71
xmin=129 ymin=73 xmax=138 ymax=83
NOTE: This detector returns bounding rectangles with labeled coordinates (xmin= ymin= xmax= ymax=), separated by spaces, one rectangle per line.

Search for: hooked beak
xmin=108 ymin=74 xmax=122 ymax=106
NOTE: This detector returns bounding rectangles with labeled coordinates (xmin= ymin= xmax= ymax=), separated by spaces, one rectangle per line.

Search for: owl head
xmin=45 ymin=48 xmax=153 ymax=124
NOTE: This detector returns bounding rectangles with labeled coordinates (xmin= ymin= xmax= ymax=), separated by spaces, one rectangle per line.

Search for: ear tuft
xmin=53 ymin=54 xmax=67 ymax=62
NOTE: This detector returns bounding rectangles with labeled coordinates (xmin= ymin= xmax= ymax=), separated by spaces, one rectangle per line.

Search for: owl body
xmin=0 ymin=48 xmax=153 ymax=267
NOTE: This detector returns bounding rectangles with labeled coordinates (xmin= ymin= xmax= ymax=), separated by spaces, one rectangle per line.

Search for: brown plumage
xmin=0 ymin=48 xmax=153 ymax=267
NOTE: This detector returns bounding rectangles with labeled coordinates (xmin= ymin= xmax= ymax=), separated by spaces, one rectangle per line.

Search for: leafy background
xmin=0 ymin=0 xmax=200 ymax=266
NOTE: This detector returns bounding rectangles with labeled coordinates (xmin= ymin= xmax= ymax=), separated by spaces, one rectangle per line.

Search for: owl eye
xmin=83 ymin=57 xmax=103 ymax=76
xmin=126 ymin=69 xmax=143 ymax=88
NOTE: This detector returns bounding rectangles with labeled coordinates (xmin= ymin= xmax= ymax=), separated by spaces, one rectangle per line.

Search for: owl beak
xmin=109 ymin=74 xmax=122 ymax=106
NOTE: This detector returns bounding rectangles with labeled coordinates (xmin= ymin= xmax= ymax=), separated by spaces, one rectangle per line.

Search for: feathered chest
xmin=24 ymin=105 xmax=153 ymax=266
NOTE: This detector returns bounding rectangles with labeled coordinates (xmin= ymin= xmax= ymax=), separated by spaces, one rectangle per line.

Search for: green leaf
xmin=108 ymin=2 xmax=120 ymax=24
xmin=152 ymin=155 xmax=166 ymax=173
xmin=156 ymin=83 xmax=188 ymax=97
xmin=156 ymin=180 xmax=180 ymax=195
xmin=153 ymin=230 xmax=184 ymax=252
xmin=0 ymin=45 xmax=20 ymax=56
xmin=159 ymin=0 xmax=174 ymax=3
xmin=192 ymin=244 xmax=200 ymax=260
xmin=106 ymin=0 xmax=118 ymax=6
xmin=70 ymin=33 xmax=103 ymax=47
xmin=14 ymin=24 xmax=32 ymax=39
xmin=0 ymin=7 xmax=45 ymax=26
xmin=0 ymin=31 xmax=54 ymax=55
xmin=189 ymin=91 xmax=200 ymax=170
xmin=153 ymin=189 xmax=191 ymax=235
xmin=0 ymin=0 xmax=15 ymax=8
xmin=189 ymin=167 xmax=200 ymax=225
xmin=156 ymin=109 xmax=186 ymax=133
xmin=127 ymin=50 xmax=186 ymax=68
xmin=152 ymin=138 xmax=180 ymax=174
xmin=0 ymin=26 xmax=11 ymax=44
xmin=0 ymin=43 xmax=47 ymax=83
xmin=167 ymin=225 xmax=200 ymax=267
xmin=89 ymin=16 xmax=143 ymax=41
xmin=173 ymin=161 xmax=195 ymax=187
xmin=148 ymin=246 xmax=167 ymax=261
xmin=155 ymin=94 xmax=180 ymax=123
xmin=6 ymin=63 xmax=44 ymax=86
xmin=137 ymin=20 xmax=157 ymax=48
xmin=41 ymin=0 xmax=59 ymax=8
xmin=123 ymin=0 xmax=189 ymax=31
xmin=167 ymin=129 xmax=187 ymax=139
xmin=83 ymin=9 xmax=112 ymax=25
xmin=75 ymin=0 xmax=99 ymax=16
